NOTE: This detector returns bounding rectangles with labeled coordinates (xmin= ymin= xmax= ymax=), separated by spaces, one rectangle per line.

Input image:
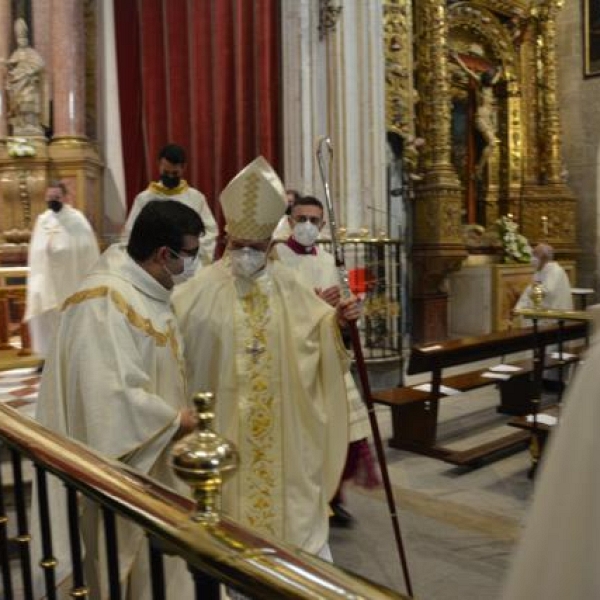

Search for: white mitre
xmin=220 ymin=156 xmax=287 ymax=240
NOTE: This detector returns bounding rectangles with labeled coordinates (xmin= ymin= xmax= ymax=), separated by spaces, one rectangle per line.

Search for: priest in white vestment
xmin=173 ymin=157 xmax=360 ymax=559
xmin=121 ymin=143 xmax=218 ymax=265
xmin=32 ymin=201 xmax=204 ymax=599
xmin=24 ymin=181 xmax=100 ymax=358
xmin=501 ymin=335 xmax=600 ymax=599
xmin=514 ymin=243 xmax=573 ymax=384
xmin=514 ymin=243 xmax=572 ymax=312
xmin=276 ymin=195 xmax=378 ymax=527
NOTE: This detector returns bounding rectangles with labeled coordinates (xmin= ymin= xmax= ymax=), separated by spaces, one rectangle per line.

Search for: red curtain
xmin=114 ymin=0 xmax=281 ymax=228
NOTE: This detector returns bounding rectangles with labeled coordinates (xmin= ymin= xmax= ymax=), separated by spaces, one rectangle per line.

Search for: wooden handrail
xmin=0 ymin=404 xmax=407 ymax=599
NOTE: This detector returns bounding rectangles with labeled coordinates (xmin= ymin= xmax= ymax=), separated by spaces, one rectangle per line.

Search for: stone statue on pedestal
xmin=3 ymin=18 xmax=46 ymax=137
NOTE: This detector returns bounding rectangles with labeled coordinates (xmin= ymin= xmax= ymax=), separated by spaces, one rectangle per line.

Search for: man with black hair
xmin=33 ymin=200 xmax=204 ymax=599
xmin=24 ymin=179 xmax=100 ymax=359
xmin=122 ymin=143 xmax=218 ymax=265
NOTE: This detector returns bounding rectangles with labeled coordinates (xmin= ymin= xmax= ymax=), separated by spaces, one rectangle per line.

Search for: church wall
xmin=558 ymin=2 xmax=600 ymax=290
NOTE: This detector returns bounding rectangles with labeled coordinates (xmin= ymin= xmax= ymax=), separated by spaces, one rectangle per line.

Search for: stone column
xmin=0 ymin=0 xmax=12 ymax=139
xmin=51 ymin=0 xmax=86 ymax=141
xmin=280 ymin=0 xmax=327 ymax=197
xmin=324 ymin=0 xmax=387 ymax=235
xmin=32 ymin=0 xmax=51 ymax=66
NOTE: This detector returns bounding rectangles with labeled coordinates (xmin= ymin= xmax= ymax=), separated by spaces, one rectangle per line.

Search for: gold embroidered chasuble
xmin=173 ymin=258 xmax=350 ymax=554
xmin=32 ymin=244 xmax=193 ymax=599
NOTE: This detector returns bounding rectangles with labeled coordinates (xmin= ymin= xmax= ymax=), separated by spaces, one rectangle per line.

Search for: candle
xmin=541 ymin=215 xmax=548 ymax=236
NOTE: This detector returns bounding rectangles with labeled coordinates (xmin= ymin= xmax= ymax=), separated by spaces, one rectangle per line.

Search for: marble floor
xmin=330 ymin=380 xmax=548 ymax=600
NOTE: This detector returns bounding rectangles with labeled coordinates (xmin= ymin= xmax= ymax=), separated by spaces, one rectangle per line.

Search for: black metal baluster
xmin=148 ymin=538 xmax=166 ymax=600
xmin=102 ymin=507 xmax=122 ymax=600
xmin=35 ymin=466 xmax=57 ymax=600
xmin=557 ymin=319 xmax=565 ymax=402
xmin=190 ymin=565 xmax=220 ymax=600
xmin=10 ymin=449 xmax=33 ymax=600
xmin=0 ymin=443 xmax=14 ymax=599
xmin=65 ymin=485 xmax=88 ymax=598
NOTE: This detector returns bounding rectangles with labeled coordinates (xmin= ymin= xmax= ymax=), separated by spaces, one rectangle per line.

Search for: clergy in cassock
xmin=32 ymin=200 xmax=203 ymax=599
xmin=24 ymin=180 xmax=100 ymax=358
xmin=172 ymin=156 xmax=360 ymax=560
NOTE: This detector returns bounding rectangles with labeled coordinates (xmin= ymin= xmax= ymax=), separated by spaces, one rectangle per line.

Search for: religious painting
xmin=584 ymin=0 xmax=600 ymax=77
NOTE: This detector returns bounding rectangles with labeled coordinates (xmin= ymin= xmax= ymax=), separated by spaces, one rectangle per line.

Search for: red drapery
xmin=114 ymin=0 xmax=281 ymax=228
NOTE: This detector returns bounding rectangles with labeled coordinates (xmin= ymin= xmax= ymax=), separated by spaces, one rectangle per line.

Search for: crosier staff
xmin=316 ymin=137 xmax=413 ymax=597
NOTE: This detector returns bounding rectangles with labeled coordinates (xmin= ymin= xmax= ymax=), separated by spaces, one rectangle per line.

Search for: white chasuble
xmin=173 ymin=259 xmax=350 ymax=554
xmin=276 ymin=244 xmax=371 ymax=441
xmin=24 ymin=205 xmax=100 ymax=356
xmin=32 ymin=244 xmax=192 ymax=600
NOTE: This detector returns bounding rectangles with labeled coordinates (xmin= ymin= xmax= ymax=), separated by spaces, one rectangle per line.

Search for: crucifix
xmin=245 ymin=338 xmax=265 ymax=364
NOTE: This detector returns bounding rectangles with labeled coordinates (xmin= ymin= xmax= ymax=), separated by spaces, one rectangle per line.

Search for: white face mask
xmin=165 ymin=249 xmax=198 ymax=287
xmin=172 ymin=255 xmax=198 ymax=285
xmin=230 ymin=247 xmax=267 ymax=278
xmin=293 ymin=221 xmax=320 ymax=247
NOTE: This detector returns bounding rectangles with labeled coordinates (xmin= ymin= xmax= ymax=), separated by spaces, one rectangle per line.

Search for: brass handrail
xmin=513 ymin=307 xmax=593 ymax=321
xmin=0 ymin=404 xmax=407 ymax=599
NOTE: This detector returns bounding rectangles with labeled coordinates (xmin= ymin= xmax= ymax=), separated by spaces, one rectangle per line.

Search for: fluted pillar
xmin=0 ymin=0 xmax=12 ymax=139
xmin=51 ymin=0 xmax=86 ymax=140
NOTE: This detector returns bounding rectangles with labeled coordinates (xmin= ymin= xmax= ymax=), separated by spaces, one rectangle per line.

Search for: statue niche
xmin=449 ymin=43 xmax=506 ymax=227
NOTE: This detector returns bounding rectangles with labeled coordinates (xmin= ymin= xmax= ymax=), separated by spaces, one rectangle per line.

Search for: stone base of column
xmin=411 ymin=294 xmax=448 ymax=344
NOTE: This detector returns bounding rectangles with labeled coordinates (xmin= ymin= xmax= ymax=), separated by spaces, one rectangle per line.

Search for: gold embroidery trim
xmin=62 ymin=286 xmax=170 ymax=347
xmin=240 ymin=285 xmax=280 ymax=537
xmin=147 ymin=180 xmax=189 ymax=196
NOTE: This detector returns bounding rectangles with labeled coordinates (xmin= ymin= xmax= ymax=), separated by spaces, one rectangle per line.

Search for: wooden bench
xmin=372 ymin=321 xmax=589 ymax=466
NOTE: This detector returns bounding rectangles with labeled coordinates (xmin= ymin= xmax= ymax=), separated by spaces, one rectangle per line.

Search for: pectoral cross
xmin=245 ymin=338 xmax=265 ymax=364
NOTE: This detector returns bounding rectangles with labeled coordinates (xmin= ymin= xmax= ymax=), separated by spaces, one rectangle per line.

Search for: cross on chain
xmin=245 ymin=338 xmax=265 ymax=364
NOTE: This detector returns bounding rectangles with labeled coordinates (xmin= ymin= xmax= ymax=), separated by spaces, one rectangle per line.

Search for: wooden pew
xmin=372 ymin=321 xmax=589 ymax=466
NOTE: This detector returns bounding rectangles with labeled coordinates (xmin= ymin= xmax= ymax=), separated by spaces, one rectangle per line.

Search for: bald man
xmin=515 ymin=243 xmax=572 ymax=312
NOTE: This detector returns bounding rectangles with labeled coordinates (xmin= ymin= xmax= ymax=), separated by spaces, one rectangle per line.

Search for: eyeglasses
xmin=169 ymin=246 xmax=199 ymax=260
xmin=292 ymin=215 xmax=322 ymax=226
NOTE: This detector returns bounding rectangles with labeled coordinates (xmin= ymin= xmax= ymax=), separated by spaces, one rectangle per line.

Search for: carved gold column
xmin=412 ymin=0 xmax=465 ymax=342
xmin=383 ymin=0 xmax=413 ymax=139
xmin=539 ymin=0 xmax=563 ymax=185
xmin=518 ymin=0 xmax=577 ymax=256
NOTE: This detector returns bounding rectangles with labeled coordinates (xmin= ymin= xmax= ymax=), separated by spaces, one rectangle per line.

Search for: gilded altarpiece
xmin=385 ymin=0 xmax=578 ymax=342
